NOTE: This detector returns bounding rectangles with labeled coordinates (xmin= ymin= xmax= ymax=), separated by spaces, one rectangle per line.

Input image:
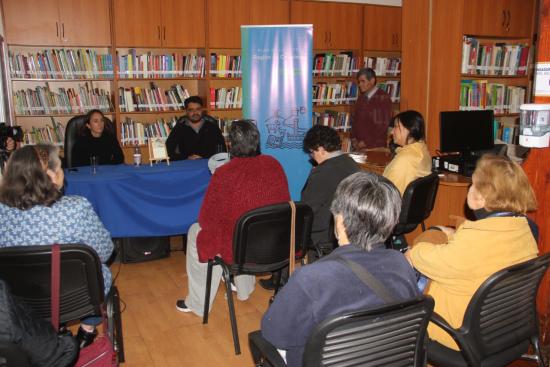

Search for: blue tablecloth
xmin=64 ymin=160 xmax=211 ymax=238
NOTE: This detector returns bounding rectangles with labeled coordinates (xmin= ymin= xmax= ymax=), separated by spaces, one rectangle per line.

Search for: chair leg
xmin=112 ymin=287 xmax=125 ymax=363
xmin=203 ymin=260 xmax=214 ymax=324
xmin=222 ymin=270 xmax=241 ymax=355
xmin=526 ymin=336 xmax=546 ymax=367
xmin=421 ymin=221 xmax=426 ymax=232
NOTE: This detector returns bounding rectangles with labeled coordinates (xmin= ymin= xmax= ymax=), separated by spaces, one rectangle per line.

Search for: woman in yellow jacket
xmin=383 ymin=110 xmax=432 ymax=195
xmin=408 ymin=154 xmax=538 ymax=351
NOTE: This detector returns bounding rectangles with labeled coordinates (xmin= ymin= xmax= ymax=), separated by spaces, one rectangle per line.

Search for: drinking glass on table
xmin=90 ymin=156 xmax=98 ymax=174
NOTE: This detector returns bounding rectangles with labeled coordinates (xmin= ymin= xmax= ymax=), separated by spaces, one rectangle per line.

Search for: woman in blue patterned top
xmin=0 ymin=144 xmax=114 ymax=348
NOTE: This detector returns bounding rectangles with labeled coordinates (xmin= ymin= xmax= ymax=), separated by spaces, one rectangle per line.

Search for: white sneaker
xmin=175 ymin=299 xmax=192 ymax=313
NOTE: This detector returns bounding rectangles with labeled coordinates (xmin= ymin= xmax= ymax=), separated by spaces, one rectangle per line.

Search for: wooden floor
xmin=113 ymin=250 xmax=271 ymax=366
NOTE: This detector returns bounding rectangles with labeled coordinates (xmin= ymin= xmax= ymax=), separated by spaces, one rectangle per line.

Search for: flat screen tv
xmin=439 ymin=110 xmax=494 ymax=155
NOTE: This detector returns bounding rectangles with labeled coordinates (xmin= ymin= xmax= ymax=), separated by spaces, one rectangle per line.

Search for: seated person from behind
xmin=166 ymin=95 xmax=226 ymax=161
xmin=71 ymin=109 xmax=124 ymax=167
xmin=383 ymin=110 xmax=432 ymax=195
xmin=0 ymin=144 xmax=115 ymax=348
xmin=262 ymin=172 xmax=420 ymax=367
xmin=407 ymin=154 xmax=538 ymax=351
xmin=176 ymin=120 xmax=290 ymax=315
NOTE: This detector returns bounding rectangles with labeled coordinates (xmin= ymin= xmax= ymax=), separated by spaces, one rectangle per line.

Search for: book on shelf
xmin=211 ymin=116 xmax=234 ymax=137
xmin=312 ymin=110 xmax=351 ymax=132
xmin=13 ymin=82 xmax=113 ymax=115
xmin=209 ymin=53 xmax=242 ymax=78
xmin=22 ymin=118 xmax=65 ymax=145
xmin=313 ymin=52 xmax=359 ymax=77
xmin=120 ymin=116 xmax=178 ymax=146
xmin=118 ymin=83 xmax=190 ymax=112
xmin=376 ymin=81 xmax=400 ymax=103
xmin=117 ymin=50 xmax=205 ymax=79
xmin=460 ymin=80 xmax=525 ymax=114
xmin=494 ymin=120 xmax=520 ymax=144
xmin=313 ymin=81 xmax=358 ymax=105
xmin=461 ymin=36 xmax=530 ymax=76
xmin=9 ymin=48 xmax=113 ymax=79
xmin=209 ymin=87 xmax=242 ymax=109
xmin=363 ymin=56 xmax=401 ymax=77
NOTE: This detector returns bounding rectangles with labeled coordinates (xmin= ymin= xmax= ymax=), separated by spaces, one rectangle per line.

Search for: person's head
xmin=467 ymin=154 xmax=537 ymax=213
xmin=0 ymin=144 xmax=63 ymax=209
xmin=356 ymin=68 xmax=377 ymax=94
xmin=303 ymin=125 xmax=341 ymax=164
xmin=391 ymin=110 xmax=426 ymax=146
xmin=228 ymin=120 xmax=260 ymax=158
xmin=85 ymin=109 xmax=106 ymax=138
xmin=184 ymin=96 xmax=205 ymax=124
xmin=330 ymin=172 xmax=401 ymax=251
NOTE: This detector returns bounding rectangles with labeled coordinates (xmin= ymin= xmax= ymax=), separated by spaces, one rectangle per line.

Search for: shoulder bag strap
xmin=332 ymin=255 xmax=398 ymax=304
xmin=51 ymin=244 xmax=61 ymax=330
xmin=288 ymin=201 xmax=296 ymax=276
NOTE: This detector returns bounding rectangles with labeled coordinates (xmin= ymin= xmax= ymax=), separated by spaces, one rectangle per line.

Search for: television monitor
xmin=439 ymin=110 xmax=494 ymax=155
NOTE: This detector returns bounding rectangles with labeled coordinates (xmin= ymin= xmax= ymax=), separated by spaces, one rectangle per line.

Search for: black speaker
xmin=120 ymin=236 xmax=170 ymax=263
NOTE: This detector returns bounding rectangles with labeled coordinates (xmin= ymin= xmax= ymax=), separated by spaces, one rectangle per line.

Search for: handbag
xmin=50 ymin=244 xmax=117 ymax=367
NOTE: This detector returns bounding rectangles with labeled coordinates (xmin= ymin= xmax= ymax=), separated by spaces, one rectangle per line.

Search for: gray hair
xmin=356 ymin=67 xmax=377 ymax=83
xmin=330 ymin=172 xmax=401 ymax=251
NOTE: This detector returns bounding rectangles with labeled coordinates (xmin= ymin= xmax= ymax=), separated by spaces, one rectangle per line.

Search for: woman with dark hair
xmin=383 ymin=110 xmax=432 ymax=195
xmin=72 ymin=109 xmax=124 ymax=167
xmin=176 ymin=120 xmax=290 ymax=316
xmin=0 ymin=144 xmax=114 ymax=347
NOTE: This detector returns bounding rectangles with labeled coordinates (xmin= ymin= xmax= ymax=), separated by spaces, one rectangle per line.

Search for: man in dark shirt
xmin=166 ymin=96 xmax=226 ymax=160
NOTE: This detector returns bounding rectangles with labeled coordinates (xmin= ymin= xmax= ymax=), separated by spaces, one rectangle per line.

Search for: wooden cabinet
xmin=250 ymin=0 xmax=289 ymax=25
xmin=364 ymin=5 xmax=402 ymax=51
xmin=114 ymin=0 xmax=205 ymax=47
xmin=2 ymin=0 xmax=110 ymax=46
xmin=291 ymin=1 xmax=362 ymax=50
xmin=463 ymin=0 xmax=535 ymax=37
xmin=208 ymin=0 xmax=249 ymax=48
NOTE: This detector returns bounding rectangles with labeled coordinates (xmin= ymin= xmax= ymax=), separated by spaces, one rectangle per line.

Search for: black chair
xmin=64 ymin=114 xmax=116 ymax=168
xmin=203 ymin=202 xmax=313 ymax=355
xmin=0 ymin=244 xmax=125 ymax=363
xmin=387 ymin=172 xmax=439 ymax=251
xmin=428 ymin=253 xmax=550 ymax=367
xmin=249 ymin=295 xmax=435 ymax=367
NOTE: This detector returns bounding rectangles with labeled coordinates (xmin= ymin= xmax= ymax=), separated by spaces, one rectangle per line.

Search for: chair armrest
xmin=249 ymin=331 xmax=287 ymax=367
xmin=430 ymin=312 xmax=459 ymax=339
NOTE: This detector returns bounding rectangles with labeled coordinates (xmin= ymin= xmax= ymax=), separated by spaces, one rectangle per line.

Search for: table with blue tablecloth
xmin=64 ymin=160 xmax=211 ymax=238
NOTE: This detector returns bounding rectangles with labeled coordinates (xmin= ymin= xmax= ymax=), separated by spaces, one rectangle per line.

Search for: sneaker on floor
xmin=176 ymin=299 xmax=192 ymax=313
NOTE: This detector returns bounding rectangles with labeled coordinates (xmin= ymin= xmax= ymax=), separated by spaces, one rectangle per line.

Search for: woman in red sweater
xmin=177 ymin=120 xmax=290 ymax=316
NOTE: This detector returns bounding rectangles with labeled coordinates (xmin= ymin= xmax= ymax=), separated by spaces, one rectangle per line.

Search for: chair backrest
xmin=0 ymin=244 xmax=105 ymax=324
xmin=303 ymin=296 xmax=434 ymax=367
xmin=232 ymin=202 xmax=313 ymax=273
xmin=458 ymin=253 xmax=550 ymax=365
xmin=394 ymin=172 xmax=439 ymax=235
xmin=64 ymin=114 xmax=116 ymax=168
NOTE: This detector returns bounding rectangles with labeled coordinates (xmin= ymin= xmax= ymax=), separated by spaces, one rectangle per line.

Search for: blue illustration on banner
xmin=265 ymin=107 xmax=308 ymax=149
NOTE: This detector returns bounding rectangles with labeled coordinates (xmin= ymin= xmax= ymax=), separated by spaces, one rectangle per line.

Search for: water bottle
xmin=133 ymin=146 xmax=142 ymax=166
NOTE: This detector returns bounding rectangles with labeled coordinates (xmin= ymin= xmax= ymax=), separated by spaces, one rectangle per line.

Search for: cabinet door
xmin=2 ymin=0 xmax=61 ymax=45
xmin=327 ymin=2 xmax=362 ymax=50
xmin=291 ymin=1 xmax=329 ymax=49
xmin=463 ymin=0 xmax=507 ymax=36
xmin=250 ymin=0 xmax=289 ymax=25
xmin=58 ymin=0 xmax=111 ymax=46
xmin=505 ymin=0 xmax=534 ymax=38
xmin=208 ymin=0 xmax=250 ymax=48
xmin=114 ymin=0 xmax=162 ymax=47
xmin=162 ymin=0 xmax=205 ymax=47
xmin=363 ymin=5 xmax=402 ymax=51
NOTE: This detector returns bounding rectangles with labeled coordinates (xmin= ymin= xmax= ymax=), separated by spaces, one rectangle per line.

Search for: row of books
xmin=120 ymin=117 xmax=178 ymax=145
xmin=377 ymin=81 xmax=401 ymax=103
xmin=118 ymin=83 xmax=190 ymax=112
xmin=117 ymin=50 xmax=205 ymax=79
xmin=460 ymin=80 xmax=526 ymax=114
xmin=13 ymin=82 xmax=113 ymax=115
xmin=363 ymin=57 xmax=401 ymax=76
xmin=313 ymin=52 xmax=359 ymax=77
xmin=22 ymin=119 xmax=66 ymax=145
xmin=212 ymin=117 xmax=234 ymax=137
xmin=313 ymin=81 xmax=358 ymax=106
xmin=494 ymin=121 xmax=519 ymax=145
xmin=209 ymin=54 xmax=242 ymax=78
xmin=9 ymin=49 xmax=113 ymax=79
xmin=313 ymin=110 xmax=351 ymax=132
xmin=461 ymin=37 xmax=529 ymax=76
xmin=209 ymin=87 xmax=243 ymax=109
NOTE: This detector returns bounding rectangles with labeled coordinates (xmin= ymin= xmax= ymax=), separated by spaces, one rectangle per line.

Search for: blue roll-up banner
xmin=241 ymin=25 xmax=313 ymax=200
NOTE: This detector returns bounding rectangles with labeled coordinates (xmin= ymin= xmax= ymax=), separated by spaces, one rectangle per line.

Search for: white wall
xmin=313 ymin=0 xmax=401 ymax=6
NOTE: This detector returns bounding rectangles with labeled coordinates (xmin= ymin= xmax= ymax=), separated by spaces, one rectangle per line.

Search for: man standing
xmin=351 ymin=68 xmax=393 ymax=150
xmin=166 ymin=96 xmax=226 ymax=160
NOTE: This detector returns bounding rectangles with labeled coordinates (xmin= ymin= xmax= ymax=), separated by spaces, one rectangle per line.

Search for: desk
xmin=359 ymin=151 xmax=471 ymax=233
xmin=64 ymin=160 xmax=211 ymax=238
